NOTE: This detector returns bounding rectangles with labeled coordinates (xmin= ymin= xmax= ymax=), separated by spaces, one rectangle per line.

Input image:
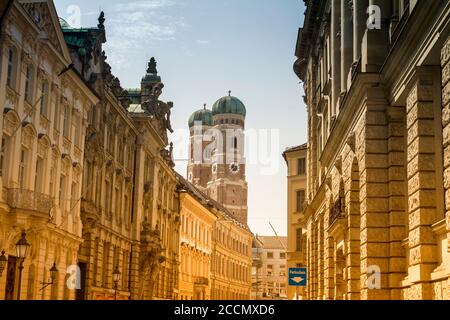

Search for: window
xmin=296 ymin=190 xmax=305 ymax=212
xmin=53 ymin=99 xmax=60 ymax=130
xmin=267 ymin=252 xmax=273 ymax=259
xmin=34 ymin=157 xmax=43 ymax=193
xmin=267 ymin=264 xmax=273 ymax=276
xmin=25 ymin=65 xmax=34 ymax=103
xmin=63 ymin=105 xmax=70 ymax=138
xmin=72 ymin=115 xmax=80 ymax=147
xmin=59 ymin=175 xmax=67 ymax=211
xmin=297 ymin=158 xmax=306 ymax=175
xmin=71 ymin=182 xmax=78 ymax=211
xmin=40 ymin=81 xmax=49 ymax=116
xmin=49 ymin=166 xmax=55 ymax=197
xmin=19 ymin=149 xmax=27 ymax=189
xmin=280 ymin=252 xmax=286 ymax=259
xmin=0 ymin=136 xmax=7 ymax=177
xmin=7 ymin=48 xmax=16 ymax=88
xmin=296 ymin=228 xmax=303 ymax=252
xmin=105 ymin=180 xmax=111 ymax=214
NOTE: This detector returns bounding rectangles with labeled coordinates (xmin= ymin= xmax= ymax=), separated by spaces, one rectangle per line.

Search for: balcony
xmin=6 ymin=188 xmax=54 ymax=216
xmin=194 ymin=277 xmax=209 ymax=286
xmin=329 ymin=197 xmax=345 ymax=227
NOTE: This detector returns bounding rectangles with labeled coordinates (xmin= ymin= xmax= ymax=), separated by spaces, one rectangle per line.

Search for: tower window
xmin=297 ymin=158 xmax=306 ymax=175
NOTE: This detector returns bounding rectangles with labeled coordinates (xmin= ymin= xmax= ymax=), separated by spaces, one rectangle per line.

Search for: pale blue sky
xmin=55 ymin=0 xmax=307 ymax=236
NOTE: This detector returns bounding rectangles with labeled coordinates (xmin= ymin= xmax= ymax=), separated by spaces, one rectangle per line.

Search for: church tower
xmin=187 ymin=92 xmax=248 ymax=224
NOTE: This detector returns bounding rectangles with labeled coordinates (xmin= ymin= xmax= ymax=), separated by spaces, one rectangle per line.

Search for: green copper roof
xmin=189 ymin=107 xmax=213 ymax=127
xmin=212 ymin=93 xmax=246 ymax=117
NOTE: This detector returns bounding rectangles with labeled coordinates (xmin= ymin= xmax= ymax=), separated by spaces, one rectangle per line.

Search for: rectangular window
xmin=59 ymin=175 xmax=66 ymax=211
xmin=296 ymin=190 xmax=305 ymax=212
xmin=280 ymin=252 xmax=286 ymax=259
xmin=115 ymin=187 xmax=120 ymax=214
xmin=105 ymin=180 xmax=111 ymax=214
xmin=49 ymin=166 xmax=55 ymax=197
xmin=296 ymin=228 xmax=303 ymax=252
xmin=63 ymin=105 xmax=70 ymax=138
xmin=267 ymin=252 xmax=273 ymax=259
xmin=19 ymin=149 xmax=27 ymax=189
xmin=53 ymin=99 xmax=60 ymax=130
xmin=71 ymin=182 xmax=78 ymax=211
xmin=40 ymin=81 xmax=49 ymax=117
xmin=297 ymin=158 xmax=306 ymax=175
xmin=7 ymin=48 xmax=15 ymax=88
xmin=34 ymin=157 xmax=43 ymax=193
xmin=25 ymin=66 xmax=33 ymax=103
xmin=72 ymin=115 xmax=80 ymax=147
xmin=0 ymin=136 xmax=7 ymax=177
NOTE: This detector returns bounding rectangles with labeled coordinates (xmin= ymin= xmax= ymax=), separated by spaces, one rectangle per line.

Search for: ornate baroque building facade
xmin=283 ymin=144 xmax=307 ymax=300
xmin=295 ymin=0 xmax=450 ymax=299
xmin=0 ymin=0 xmax=98 ymax=300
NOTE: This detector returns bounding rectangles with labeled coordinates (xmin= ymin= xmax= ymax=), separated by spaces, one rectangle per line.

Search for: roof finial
xmin=147 ymin=57 xmax=158 ymax=74
xmin=203 ymin=104 xmax=206 ymax=110
xmin=98 ymin=11 xmax=105 ymax=29
xmin=228 ymin=90 xmax=231 ymax=96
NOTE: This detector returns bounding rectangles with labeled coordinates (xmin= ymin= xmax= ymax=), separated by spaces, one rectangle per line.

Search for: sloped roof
xmin=255 ymin=235 xmax=287 ymax=250
xmin=176 ymin=172 xmax=251 ymax=232
xmin=282 ymin=143 xmax=307 ymax=163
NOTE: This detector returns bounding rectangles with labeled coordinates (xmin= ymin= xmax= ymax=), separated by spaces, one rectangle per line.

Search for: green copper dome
xmin=188 ymin=107 xmax=213 ymax=127
xmin=212 ymin=93 xmax=246 ymax=117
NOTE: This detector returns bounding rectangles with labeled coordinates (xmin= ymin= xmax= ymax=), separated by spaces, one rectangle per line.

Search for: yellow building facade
xmin=283 ymin=144 xmax=307 ymax=300
xmin=177 ymin=173 xmax=253 ymax=300
xmin=0 ymin=0 xmax=98 ymax=300
xmin=295 ymin=0 xmax=450 ymax=300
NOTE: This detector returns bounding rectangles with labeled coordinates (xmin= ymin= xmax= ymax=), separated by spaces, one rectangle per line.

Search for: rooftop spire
xmin=147 ymin=57 xmax=158 ymax=75
xmin=228 ymin=90 xmax=231 ymax=96
xmin=98 ymin=11 xmax=105 ymax=29
xmin=203 ymin=104 xmax=206 ymax=110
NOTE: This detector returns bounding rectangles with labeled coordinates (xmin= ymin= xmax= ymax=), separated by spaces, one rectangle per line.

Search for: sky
xmin=55 ymin=0 xmax=307 ymax=237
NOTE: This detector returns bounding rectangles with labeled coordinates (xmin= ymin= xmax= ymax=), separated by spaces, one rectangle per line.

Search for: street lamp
xmin=113 ymin=266 xmax=121 ymax=300
xmin=40 ymin=262 xmax=58 ymax=291
xmin=0 ymin=250 xmax=7 ymax=278
xmin=15 ymin=230 xmax=30 ymax=300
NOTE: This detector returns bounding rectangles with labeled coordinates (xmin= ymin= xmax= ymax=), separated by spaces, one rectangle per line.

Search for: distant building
xmin=187 ymin=93 xmax=248 ymax=225
xmin=177 ymin=173 xmax=253 ymax=300
xmin=252 ymin=236 xmax=287 ymax=300
xmin=283 ymin=144 xmax=307 ymax=300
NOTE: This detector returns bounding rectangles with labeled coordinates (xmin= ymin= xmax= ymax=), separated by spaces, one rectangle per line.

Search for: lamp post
xmin=113 ymin=266 xmax=121 ymax=300
xmin=15 ymin=231 xmax=30 ymax=300
xmin=40 ymin=262 xmax=58 ymax=291
xmin=0 ymin=251 xmax=7 ymax=278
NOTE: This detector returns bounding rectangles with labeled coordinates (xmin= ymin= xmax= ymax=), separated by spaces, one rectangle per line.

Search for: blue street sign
xmin=288 ymin=268 xmax=307 ymax=287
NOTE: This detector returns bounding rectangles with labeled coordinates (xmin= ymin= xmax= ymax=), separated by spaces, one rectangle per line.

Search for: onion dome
xmin=188 ymin=105 xmax=213 ymax=128
xmin=212 ymin=91 xmax=246 ymax=117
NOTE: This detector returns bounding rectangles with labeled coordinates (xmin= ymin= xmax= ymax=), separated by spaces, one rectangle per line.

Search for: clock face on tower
xmin=229 ymin=162 xmax=240 ymax=174
xmin=212 ymin=163 xmax=218 ymax=174
xmin=188 ymin=172 xmax=193 ymax=182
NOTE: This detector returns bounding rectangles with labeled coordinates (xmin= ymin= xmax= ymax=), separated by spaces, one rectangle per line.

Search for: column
xmin=353 ymin=0 xmax=369 ymax=63
xmin=406 ymin=67 xmax=442 ymax=300
xmin=441 ymin=36 xmax=450 ymax=299
xmin=346 ymin=159 xmax=361 ymax=300
xmin=331 ymin=0 xmax=341 ymax=114
xmin=359 ymin=88 xmax=390 ymax=300
xmin=386 ymin=106 xmax=407 ymax=300
xmin=341 ymin=0 xmax=354 ymax=93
